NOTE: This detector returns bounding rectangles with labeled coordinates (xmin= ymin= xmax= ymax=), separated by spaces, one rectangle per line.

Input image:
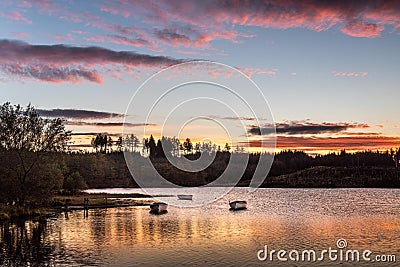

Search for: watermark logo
xmin=336 ymin=238 xmax=347 ymax=249
xmin=257 ymin=238 xmax=396 ymax=263
xmin=122 ymin=61 xmax=276 ymax=207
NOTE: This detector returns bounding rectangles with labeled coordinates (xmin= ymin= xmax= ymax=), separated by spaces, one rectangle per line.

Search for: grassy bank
xmin=0 ymin=205 xmax=54 ymax=221
xmin=0 ymin=192 xmax=153 ymax=221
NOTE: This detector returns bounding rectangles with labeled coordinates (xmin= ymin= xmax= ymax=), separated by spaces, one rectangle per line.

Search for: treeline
xmin=60 ymin=147 xmax=400 ymax=189
xmin=87 ymin=133 xmax=237 ymax=155
xmin=3 ymin=135 xmax=400 ymax=205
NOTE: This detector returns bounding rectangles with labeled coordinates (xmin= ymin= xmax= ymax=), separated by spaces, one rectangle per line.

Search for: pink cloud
xmin=0 ymin=39 xmax=185 ymax=84
xmin=1 ymin=64 xmax=102 ymax=84
xmin=341 ymin=20 xmax=384 ymax=38
xmin=94 ymin=0 xmax=400 ymax=42
xmin=100 ymin=5 xmax=130 ymax=18
xmin=1 ymin=10 xmax=32 ymax=24
xmin=8 ymin=0 xmax=399 ymax=54
xmin=59 ymin=13 xmax=83 ymax=23
xmin=244 ymin=135 xmax=400 ymax=152
xmin=51 ymin=33 xmax=75 ymax=42
xmin=236 ymin=67 xmax=278 ymax=78
xmin=71 ymin=30 xmax=84 ymax=35
xmin=13 ymin=32 xmax=30 ymax=39
xmin=333 ymin=71 xmax=368 ymax=77
xmin=82 ymin=0 xmax=397 ymax=53
xmin=85 ymin=34 xmax=157 ymax=50
xmin=30 ymin=0 xmax=60 ymax=15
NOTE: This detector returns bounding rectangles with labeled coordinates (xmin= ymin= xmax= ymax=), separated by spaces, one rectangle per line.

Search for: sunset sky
xmin=0 ymin=0 xmax=399 ymax=154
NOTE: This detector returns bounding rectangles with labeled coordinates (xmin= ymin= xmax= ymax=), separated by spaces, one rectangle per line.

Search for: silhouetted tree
xmin=171 ymin=136 xmax=181 ymax=156
xmin=160 ymin=136 xmax=173 ymax=157
xmin=148 ymin=135 xmax=156 ymax=157
xmin=0 ymin=102 xmax=70 ymax=204
xmin=116 ymin=136 xmax=123 ymax=152
xmin=155 ymin=139 xmax=165 ymax=158
xmin=107 ymin=136 xmax=113 ymax=153
xmin=142 ymin=138 xmax=149 ymax=155
xmin=183 ymin=138 xmax=193 ymax=154
xmin=224 ymin=143 xmax=231 ymax=152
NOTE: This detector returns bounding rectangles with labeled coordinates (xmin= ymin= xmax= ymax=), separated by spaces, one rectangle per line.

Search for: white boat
xmin=229 ymin=200 xmax=247 ymax=210
xmin=177 ymin=194 xmax=193 ymax=200
xmin=150 ymin=202 xmax=168 ymax=213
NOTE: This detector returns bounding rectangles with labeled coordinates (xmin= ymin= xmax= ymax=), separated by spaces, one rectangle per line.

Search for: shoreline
xmin=0 ymin=193 xmax=154 ymax=222
xmin=2 ymin=165 xmax=400 ymax=222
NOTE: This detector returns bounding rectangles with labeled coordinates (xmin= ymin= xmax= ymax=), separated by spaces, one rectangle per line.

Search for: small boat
xmin=150 ymin=202 xmax=168 ymax=214
xmin=229 ymin=200 xmax=247 ymax=210
xmin=177 ymin=194 xmax=193 ymax=200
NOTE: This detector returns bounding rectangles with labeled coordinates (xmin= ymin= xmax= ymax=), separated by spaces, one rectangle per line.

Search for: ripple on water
xmin=1 ymin=188 xmax=400 ymax=266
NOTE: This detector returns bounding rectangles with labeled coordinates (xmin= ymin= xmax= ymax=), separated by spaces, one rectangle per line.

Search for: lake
xmin=1 ymin=188 xmax=400 ymax=266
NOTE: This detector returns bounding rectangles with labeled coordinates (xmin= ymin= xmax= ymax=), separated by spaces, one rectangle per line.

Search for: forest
xmin=0 ymin=102 xmax=400 ymax=207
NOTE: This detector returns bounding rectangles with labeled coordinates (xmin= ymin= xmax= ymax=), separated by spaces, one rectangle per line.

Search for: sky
xmin=0 ymin=0 xmax=400 ymax=154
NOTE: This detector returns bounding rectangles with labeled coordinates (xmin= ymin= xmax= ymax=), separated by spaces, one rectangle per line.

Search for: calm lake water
xmin=1 ymin=188 xmax=400 ymax=266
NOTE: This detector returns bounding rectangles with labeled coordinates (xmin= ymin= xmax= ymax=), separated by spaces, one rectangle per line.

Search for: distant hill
xmin=84 ymin=165 xmax=400 ymax=189
xmin=257 ymin=166 xmax=400 ymax=188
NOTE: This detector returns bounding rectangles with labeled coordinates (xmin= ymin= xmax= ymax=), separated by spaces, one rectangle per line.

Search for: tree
xmin=132 ymin=134 xmax=139 ymax=152
xmin=0 ymin=102 xmax=71 ymax=204
xmin=91 ymin=135 xmax=100 ymax=153
xmin=91 ymin=133 xmax=107 ymax=153
xmin=155 ymin=139 xmax=165 ymax=158
xmin=148 ymin=135 xmax=156 ymax=157
xmin=107 ymin=136 xmax=113 ymax=153
xmin=171 ymin=136 xmax=181 ymax=156
xmin=183 ymin=138 xmax=193 ymax=154
xmin=102 ymin=134 xmax=108 ymax=153
xmin=142 ymin=138 xmax=149 ymax=155
xmin=116 ymin=136 xmax=123 ymax=152
xmin=224 ymin=143 xmax=231 ymax=152
xmin=195 ymin=142 xmax=201 ymax=153
xmin=161 ymin=136 xmax=173 ymax=157
xmin=63 ymin=171 xmax=87 ymax=195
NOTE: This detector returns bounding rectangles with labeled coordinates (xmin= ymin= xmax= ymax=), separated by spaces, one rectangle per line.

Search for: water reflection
xmin=1 ymin=188 xmax=400 ymax=266
xmin=0 ymin=219 xmax=55 ymax=266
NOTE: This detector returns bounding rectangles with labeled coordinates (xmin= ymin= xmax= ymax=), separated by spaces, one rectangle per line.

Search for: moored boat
xmin=229 ymin=200 xmax=247 ymax=210
xmin=177 ymin=194 xmax=193 ymax=200
xmin=150 ymin=202 xmax=168 ymax=214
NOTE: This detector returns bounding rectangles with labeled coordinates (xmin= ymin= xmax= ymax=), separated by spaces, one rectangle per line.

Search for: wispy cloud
xmin=277 ymin=135 xmax=400 ymax=150
xmin=243 ymin=135 xmax=400 ymax=151
xmin=0 ymin=39 xmax=185 ymax=83
xmin=98 ymin=0 xmax=400 ymax=43
xmin=37 ymin=108 xmax=125 ymax=120
xmin=66 ymin=121 xmax=156 ymax=127
xmin=248 ymin=122 xmax=369 ymax=136
xmin=12 ymin=32 xmax=30 ymax=39
xmin=1 ymin=10 xmax=32 ymax=24
xmin=1 ymin=64 xmax=102 ymax=84
xmin=10 ymin=0 xmax=400 ymax=54
xmin=71 ymin=132 xmax=121 ymax=137
xmin=235 ymin=67 xmax=278 ymax=78
xmin=333 ymin=71 xmax=368 ymax=77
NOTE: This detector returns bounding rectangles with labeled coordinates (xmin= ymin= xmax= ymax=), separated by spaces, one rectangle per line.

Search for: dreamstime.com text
xmin=257 ymin=239 xmax=396 ymax=263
